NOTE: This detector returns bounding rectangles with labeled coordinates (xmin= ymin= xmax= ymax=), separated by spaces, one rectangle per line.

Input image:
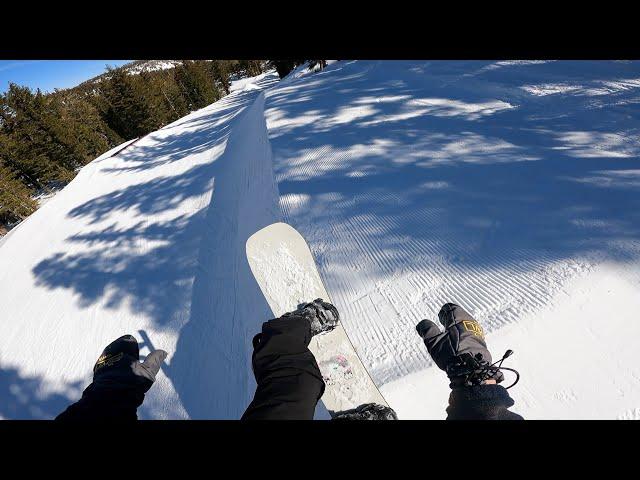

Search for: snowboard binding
xmin=284 ymin=298 xmax=340 ymax=336
xmin=333 ymin=403 xmax=398 ymax=420
xmin=447 ymin=350 xmax=520 ymax=389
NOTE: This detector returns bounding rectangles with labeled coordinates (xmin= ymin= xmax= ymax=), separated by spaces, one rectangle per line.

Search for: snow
xmin=264 ymin=60 xmax=640 ymax=418
xmin=229 ymin=71 xmax=273 ymax=93
xmin=382 ymin=260 xmax=640 ymax=419
xmin=125 ymin=61 xmax=183 ymax=75
xmin=1 ymin=60 xmax=640 ymax=419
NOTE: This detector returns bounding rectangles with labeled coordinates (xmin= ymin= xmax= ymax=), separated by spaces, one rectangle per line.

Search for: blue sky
xmin=0 ymin=60 xmax=133 ymax=94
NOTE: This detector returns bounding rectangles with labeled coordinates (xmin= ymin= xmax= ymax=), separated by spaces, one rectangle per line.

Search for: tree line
xmin=0 ymin=59 xmax=325 ymax=233
xmin=0 ymin=60 xmax=265 ymax=231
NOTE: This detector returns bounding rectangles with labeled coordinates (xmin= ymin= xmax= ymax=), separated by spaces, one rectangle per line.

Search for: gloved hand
xmin=92 ymin=334 xmax=167 ymax=393
xmin=416 ymin=303 xmax=504 ymax=388
xmin=56 ymin=334 xmax=167 ymax=420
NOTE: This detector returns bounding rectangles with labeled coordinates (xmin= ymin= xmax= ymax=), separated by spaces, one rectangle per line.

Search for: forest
xmin=0 ymin=60 xmax=270 ymax=232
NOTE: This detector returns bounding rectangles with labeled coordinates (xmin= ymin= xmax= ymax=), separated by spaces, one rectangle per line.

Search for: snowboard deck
xmin=246 ymin=222 xmax=389 ymax=417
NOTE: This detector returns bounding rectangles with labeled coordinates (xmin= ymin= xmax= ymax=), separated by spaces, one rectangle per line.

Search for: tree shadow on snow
xmin=263 ymin=60 xmax=640 ymax=380
xmin=0 ymin=364 xmax=82 ymax=419
xmin=26 ymin=61 xmax=640 ymax=413
xmin=266 ymin=59 xmax=640 ymax=276
xmin=30 ymin=79 xmax=286 ymax=418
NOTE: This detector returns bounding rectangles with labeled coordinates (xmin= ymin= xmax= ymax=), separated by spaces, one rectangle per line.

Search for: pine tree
xmin=307 ymin=60 xmax=328 ymax=71
xmin=211 ymin=60 xmax=233 ymax=95
xmin=0 ymin=59 xmax=242 ymax=231
xmin=47 ymin=89 xmax=114 ymax=171
xmin=269 ymin=60 xmax=305 ymax=79
xmin=0 ymin=84 xmax=73 ymax=188
xmin=99 ymin=67 xmax=154 ymax=140
xmin=238 ymin=60 xmax=265 ymax=77
xmin=174 ymin=61 xmax=223 ymax=111
xmin=0 ymin=161 xmax=37 ymax=227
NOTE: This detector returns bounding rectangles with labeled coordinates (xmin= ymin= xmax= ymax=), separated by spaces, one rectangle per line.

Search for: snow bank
xmin=230 ymin=71 xmax=274 ymax=93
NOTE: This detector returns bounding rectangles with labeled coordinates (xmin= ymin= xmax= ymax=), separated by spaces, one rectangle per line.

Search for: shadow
xmin=24 ymin=61 xmax=640 ymax=414
xmin=0 ymin=364 xmax=83 ymax=419
xmin=165 ymin=95 xmax=282 ymax=418
xmin=30 ymin=75 xmax=282 ymax=419
xmin=32 ymin=78 xmax=277 ymax=326
xmin=264 ymin=60 xmax=640 ymax=383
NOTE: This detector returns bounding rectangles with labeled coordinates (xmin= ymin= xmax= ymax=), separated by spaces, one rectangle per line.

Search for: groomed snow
xmin=1 ymin=61 xmax=639 ymax=419
xmin=265 ymin=61 xmax=640 ymax=419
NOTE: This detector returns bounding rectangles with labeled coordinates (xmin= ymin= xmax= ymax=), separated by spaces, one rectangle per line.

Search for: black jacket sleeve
xmin=241 ymin=316 xmax=325 ymax=420
xmin=446 ymin=384 xmax=523 ymax=420
xmin=55 ymin=380 xmax=145 ymax=421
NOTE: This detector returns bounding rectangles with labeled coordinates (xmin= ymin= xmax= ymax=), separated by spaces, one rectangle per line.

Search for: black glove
xmin=56 ymin=335 xmax=167 ymax=420
xmin=416 ymin=303 xmax=504 ymax=388
xmin=92 ymin=334 xmax=167 ymax=392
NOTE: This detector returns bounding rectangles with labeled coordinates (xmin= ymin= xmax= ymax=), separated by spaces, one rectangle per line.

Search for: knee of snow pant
xmin=243 ymin=315 xmax=325 ymax=420
xmin=241 ymin=368 xmax=325 ymax=420
xmin=251 ymin=315 xmax=324 ymax=388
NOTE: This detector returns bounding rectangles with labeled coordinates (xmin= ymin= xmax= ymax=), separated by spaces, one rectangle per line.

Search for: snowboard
xmin=246 ymin=222 xmax=389 ymax=417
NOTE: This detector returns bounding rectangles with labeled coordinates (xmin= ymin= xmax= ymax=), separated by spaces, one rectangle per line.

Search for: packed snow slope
xmin=1 ymin=61 xmax=640 ymax=419
xmin=0 ymin=72 xmax=282 ymax=419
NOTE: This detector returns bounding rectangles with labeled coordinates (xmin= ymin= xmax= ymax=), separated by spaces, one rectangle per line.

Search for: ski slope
xmin=1 ymin=61 xmax=639 ymax=419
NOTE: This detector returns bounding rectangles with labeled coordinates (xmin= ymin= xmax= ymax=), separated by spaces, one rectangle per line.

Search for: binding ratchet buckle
xmin=447 ymin=349 xmax=520 ymax=389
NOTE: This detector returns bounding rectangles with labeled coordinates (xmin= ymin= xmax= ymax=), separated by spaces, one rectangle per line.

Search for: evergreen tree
xmin=99 ymin=67 xmax=154 ymax=139
xmin=48 ymin=89 xmax=113 ymax=169
xmin=144 ymin=70 xmax=190 ymax=124
xmin=307 ymin=60 xmax=328 ymax=71
xmin=239 ymin=60 xmax=264 ymax=77
xmin=0 ymin=161 xmax=37 ymax=226
xmin=269 ymin=60 xmax=305 ymax=79
xmin=0 ymin=59 xmax=251 ymax=232
xmin=174 ymin=61 xmax=223 ymax=110
xmin=211 ymin=60 xmax=233 ymax=95
xmin=0 ymin=84 xmax=73 ymax=188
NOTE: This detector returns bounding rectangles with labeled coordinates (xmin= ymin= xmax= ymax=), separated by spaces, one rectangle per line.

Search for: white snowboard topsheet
xmin=246 ymin=222 xmax=388 ymax=415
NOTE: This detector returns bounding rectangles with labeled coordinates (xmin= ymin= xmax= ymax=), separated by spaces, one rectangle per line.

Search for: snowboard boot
xmin=333 ymin=403 xmax=398 ymax=420
xmin=283 ymin=298 xmax=340 ymax=336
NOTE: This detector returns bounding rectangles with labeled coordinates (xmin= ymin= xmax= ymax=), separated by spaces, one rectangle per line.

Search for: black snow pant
xmin=241 ymin=315 xmax=325 ymax=420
